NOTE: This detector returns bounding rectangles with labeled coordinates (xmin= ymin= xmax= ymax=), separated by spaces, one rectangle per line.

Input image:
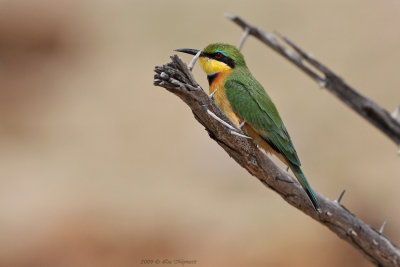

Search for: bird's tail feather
xmin=289 ymin=164 xmax=320 ymax=211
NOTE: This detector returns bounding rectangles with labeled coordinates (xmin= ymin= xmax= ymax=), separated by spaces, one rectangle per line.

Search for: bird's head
xmin=176 ymin=43 xmax=246 ymax=75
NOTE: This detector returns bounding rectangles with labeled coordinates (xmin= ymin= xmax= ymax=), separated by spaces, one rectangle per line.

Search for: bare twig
xmin=153 ymin=55 xmax=400 ymax=266
xmin=226 ymin=14 xmax=400 ymax=151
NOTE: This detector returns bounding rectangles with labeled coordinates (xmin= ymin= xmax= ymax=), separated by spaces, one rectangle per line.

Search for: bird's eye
xmin=215 ymin=52 xmax=223 ymax=59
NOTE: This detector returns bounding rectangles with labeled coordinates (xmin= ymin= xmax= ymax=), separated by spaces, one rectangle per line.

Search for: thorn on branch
xmin=334 ymin=189 xmax=346 ymax=204
xmin=209 ymin=89 xmax=217 ymax=99
xmin=318 ymin=79 xmax=327 ymax=89
xmin=379 ymin=221 xmax=387 ymax=234
xmin=349 ymin=228 xmax=358 ymax=237
xmin=391 ymin=104 xmax=400 ymax=120
xmin=230 ymin=130 xmax=252 ymax=139
xmin=202 ymin=104 xmax=251 ymax=139
xmin=237 ymin=27 xmax=250 ymax=50
xmin=188 ymin=50 xmax=202 ymax=71
xmin=202 ymin=105 xmax=236 ymax=131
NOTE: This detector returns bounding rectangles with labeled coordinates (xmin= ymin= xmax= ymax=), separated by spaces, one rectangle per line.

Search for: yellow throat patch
xmin=199 ymin=57 xmax=231 ymax=75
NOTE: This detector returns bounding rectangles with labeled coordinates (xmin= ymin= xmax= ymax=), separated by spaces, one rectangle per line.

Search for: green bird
xmin=176 ymin=43 xmax=320 ymax=210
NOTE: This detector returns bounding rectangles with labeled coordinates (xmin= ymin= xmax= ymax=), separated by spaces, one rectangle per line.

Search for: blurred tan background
xmin=0 ymin=0 xmax=399 ymax=266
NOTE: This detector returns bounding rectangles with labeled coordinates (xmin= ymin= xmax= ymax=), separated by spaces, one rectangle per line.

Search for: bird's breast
xmin=209 ymin=71 xmax=241 ymax=127
xmin=209 ymin=72 xmax=285 ymax=162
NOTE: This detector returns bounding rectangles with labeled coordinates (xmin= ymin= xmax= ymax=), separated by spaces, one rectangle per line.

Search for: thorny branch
xmin=226 ymin=14 xmax=400 ymax=154
xmin=153 ymin=55 xmax=399 ymax=266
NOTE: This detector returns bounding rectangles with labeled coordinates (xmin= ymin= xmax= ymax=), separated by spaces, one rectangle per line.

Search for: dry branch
xmin=226 ymin=14 xmax=400 ymax=150
xmin=153 ymin=55 xmax=399 ymax=266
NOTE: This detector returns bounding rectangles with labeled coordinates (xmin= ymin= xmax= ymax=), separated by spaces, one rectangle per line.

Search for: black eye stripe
xmin=204 ymin=52 xmax=235 ymax=68
xmin=219 ymin=56 xmax=235 ymax=68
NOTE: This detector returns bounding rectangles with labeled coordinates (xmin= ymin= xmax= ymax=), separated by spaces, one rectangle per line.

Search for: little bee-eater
xmin=176 ymin=43 xmax=320 ymax=210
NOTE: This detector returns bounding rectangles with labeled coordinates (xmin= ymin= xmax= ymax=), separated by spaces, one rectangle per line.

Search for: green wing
xmin=225 ymin=77 xmax=301 ymax=167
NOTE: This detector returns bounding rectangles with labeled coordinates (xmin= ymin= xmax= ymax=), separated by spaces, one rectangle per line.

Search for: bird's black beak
xmin=175 ymin=48 xmax=202 ymax=56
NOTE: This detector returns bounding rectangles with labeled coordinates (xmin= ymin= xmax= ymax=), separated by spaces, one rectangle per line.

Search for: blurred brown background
xmin=0 ymin=0 xmax=399 ymax=266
